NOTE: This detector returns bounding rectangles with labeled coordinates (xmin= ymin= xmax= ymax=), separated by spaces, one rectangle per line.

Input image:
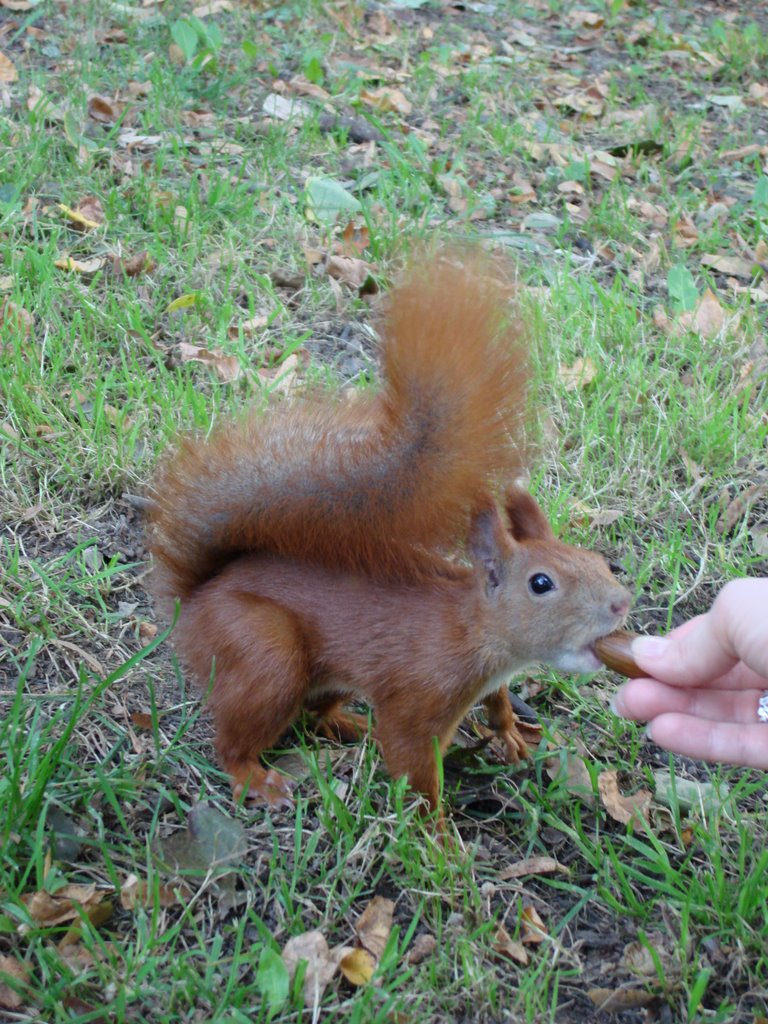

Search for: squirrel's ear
xmin=505 ymin=486 xmax=555 ymax=542
xmin=467 ymin=499 xmax=511 ymax=593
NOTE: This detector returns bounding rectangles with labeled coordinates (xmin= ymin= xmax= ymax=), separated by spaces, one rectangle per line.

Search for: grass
xmin=1 ymin=0 xmax=767 ymax=1020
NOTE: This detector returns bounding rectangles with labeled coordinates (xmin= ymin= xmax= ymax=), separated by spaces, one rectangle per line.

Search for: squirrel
xmin=148 ymin=250 xmax=631 ymax=815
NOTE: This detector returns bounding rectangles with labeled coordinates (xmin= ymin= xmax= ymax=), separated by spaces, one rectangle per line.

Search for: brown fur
xmin=147 ymin=252 xmax=631 ymax=814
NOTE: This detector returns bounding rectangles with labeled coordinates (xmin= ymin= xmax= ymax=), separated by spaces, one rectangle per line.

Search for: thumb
xmin=631 ymin=614 xmax=738 ymax=688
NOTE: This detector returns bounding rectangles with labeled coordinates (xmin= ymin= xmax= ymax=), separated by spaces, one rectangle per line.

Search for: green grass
xmin=1 ymin=0 xmax=767 ymax=1020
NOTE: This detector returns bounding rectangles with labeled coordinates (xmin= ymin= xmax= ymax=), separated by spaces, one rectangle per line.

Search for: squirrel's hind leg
xmin=306 ymin=693 xmax=372 ymax=744
xmin=192 ymin=592 xmax=309 ymax=809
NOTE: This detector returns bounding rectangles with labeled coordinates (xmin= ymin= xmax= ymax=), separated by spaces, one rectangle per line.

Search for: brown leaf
xmin=0 ymin=51 xmax=18 ymax=83
xmin=340 ymin=221 xmax=371 ymax=256
xmin=360 ymin=87 xmax=412 ymax=116
xmin=0 ymin=300 xmax=33 ymax=340
xmin=74 ymin=195 xmax=105 ymax=226
xmin=691 ymin=288 xmax=726 ymax=338
xmin=407 ymin=933 xmax=437 ymax=965
xmin=597 ymin=771 xmax=651 ymax=831
xmin=492 ymin=925 xmax=529 ymax=965
xmin=326 ymin=254 xmax=374 ymax=291
xmin=700 ymin=253 xmax=754 ymax=279
xmin=282 ymin=931 xmax=343 ymax=1003
xmin=672 ymin=213 xmax=698 ymax=247
xmin=545 ymin=738 xmax=595 ymax=806
xmin=718 ymin=483 xmax=768 ymax=534
xmin=177 ymin=343 xmax=241 ymax=383
xmin=87 ymin=94 xmax=124 ymax=124
xmin=129 ymin=712 xmax=154 ymax=731
xmin=355 ymin=895 xmax=393 ymax=961
xmin=520 ymin=905 xmax=548 ymax=945
xmin=119 ymin=873 xmax=189 ymax=910
xmin=499 ymin=856 xmax=568 ymax=881
xmin=117 ymin=250 xmax=155 ymax=277
xmin=587 ymin=988 xmax=656 ymax=1011
xmin=567 ymin=8 xmax=604 ymax=29
xmin=287 ymin=75 xmax=330 ymax=101
xmin=0 ymin=955 xmax=30 ymax=1009
xmin=568 ymin=500 xmax=623 ymax=528
xmin=559 ymin=356 xmax=597 ymax=390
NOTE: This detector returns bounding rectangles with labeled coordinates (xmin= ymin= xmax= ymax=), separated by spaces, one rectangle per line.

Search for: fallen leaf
xmin=587 ymin=988 xmax=656 ymax=1011
xmin=567 ymin=8 xmax=604 ymax=29
xmin=520 ymin=905 xmax=548 ymax=945
xmin=281 ymin=930 xmax=342 ymax=1004
xmin=559 ymin=356 xmax=597 ymax=390
xmin=355 ymin=895 xmax=394 ymax=961
xmin=0 ymin=955 xmax=30 ymax=1009
xmin=672 ymin=213 xmax=698 ymax=247
xmin=20 ymin=883 xmax=113 ymax=931
xmin=545 ymin=738 xmax=595 ymax=806
xmin=262 ymin=93 xmax=310 ymax=122
xmin=700 ymin=253 xmax=754 ymax=279
xmin=58 ymin=200 xmax=102 ymax=231
xmin=718 ymin=483 xmax=768 ymax=534
xmin=87 ymin=95 xmax=124 ymax=123
xmin=338 ymin=947 xmax=376 ymax=985
xmin=569 ymin=501 xmax=623 ymax=528
xmin=177 ymin=343 xmax=241 ymax=383
xmin=360 ymin=86 xmax=412 ymax=115
xmin=0 ymin=300 xmax=33 ymax=340
xmin=116 ymin=250 xmax=155 ymax=276
xmin=287 ymin=75 xmax=330 ymax=101
xmin=597 ymin=770 xmax=651 ymax=830
xmin=54 ymin=255 xmax=105 ymax=275
xmin=499 ymin=856 xmax=568 ymax=881
xmin=622 ymin=930 xmax=684 ymax=980
xmin=706 ymin=93 xmax=746 ymax=111
xmin=0 ymin=51 xmax=18 ymax=83
xmin=120 ymin=873 xmax=187 ymax=910
xmin=407 ymin=933 xmax=437 ymax=965
xmin=326 ymin=254 xmax=375 ymax=291
xmin=492 ymin=925 xmax=529 ymax=965
xmin=688 ymin=288 xmax=726 ymax=338
xmin=339 ymin=221 xmax=371 ymax=256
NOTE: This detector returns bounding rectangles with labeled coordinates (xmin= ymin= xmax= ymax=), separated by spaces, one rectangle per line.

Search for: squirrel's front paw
xmin=487 ymin=721 xmax=542 ymax=765
xmin=229 ymin=761 xmax=294 ymax=810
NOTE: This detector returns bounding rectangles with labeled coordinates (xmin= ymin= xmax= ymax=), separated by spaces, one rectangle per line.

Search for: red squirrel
xmin=149 ymin=251 xmax=630 ymax=814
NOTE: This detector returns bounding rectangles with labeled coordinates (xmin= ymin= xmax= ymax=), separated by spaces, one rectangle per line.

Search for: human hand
xmin=611 ymin=578 xmax=768 ymax=769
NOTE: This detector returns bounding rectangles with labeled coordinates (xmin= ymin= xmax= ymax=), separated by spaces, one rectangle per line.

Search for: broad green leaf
xmin=257 ymin=947 xmax=290 ymax=1009
xmin=305 ymin=176 xmax=361 ymax=225
xmin=667 ymin=264 xmax=698 ymax=312
xmin=171 ymin=19 xmax=199 ymax=61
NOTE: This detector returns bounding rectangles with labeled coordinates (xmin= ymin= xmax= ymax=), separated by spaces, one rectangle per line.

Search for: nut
xmin=594 ymin=630 xmax=643 ymax=678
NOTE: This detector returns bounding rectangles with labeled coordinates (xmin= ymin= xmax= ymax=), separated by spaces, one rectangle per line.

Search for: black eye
xmin=528 ymin=573 xmax=555 ymax=595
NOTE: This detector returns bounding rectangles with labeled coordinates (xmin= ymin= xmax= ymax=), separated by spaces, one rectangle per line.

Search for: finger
xmin=631 ymin=579 xmax=768 ymax=687
xmin=647 ymin=713 xmax=768 ymax=770
xmin=613 ymin=679 xmax=766 ymax=724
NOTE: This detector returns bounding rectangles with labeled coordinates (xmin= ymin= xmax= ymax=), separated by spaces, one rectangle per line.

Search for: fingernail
xmin=609 ymin=693 xmax=624 ymax=716
xmin=632 ymin=636 xmax=669 ymax=660
xmin=644 ymin=723 xmax=654 ymax=741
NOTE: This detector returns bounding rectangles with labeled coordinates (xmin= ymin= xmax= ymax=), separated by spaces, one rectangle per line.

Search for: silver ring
xmin=758 ymin=693 xmax=768 ymax=723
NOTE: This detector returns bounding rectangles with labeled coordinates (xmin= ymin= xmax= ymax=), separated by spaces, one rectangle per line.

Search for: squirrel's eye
xmin=528 ymin=572 xmax=555 ymax=595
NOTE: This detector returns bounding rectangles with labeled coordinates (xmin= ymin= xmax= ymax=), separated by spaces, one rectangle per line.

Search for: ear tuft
xmin=505 ymin=486 xmax=555 ymax=542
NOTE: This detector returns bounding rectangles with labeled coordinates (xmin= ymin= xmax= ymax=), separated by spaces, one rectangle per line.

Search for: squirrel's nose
xmin=611 ymin=596 xmax=630 ymax=618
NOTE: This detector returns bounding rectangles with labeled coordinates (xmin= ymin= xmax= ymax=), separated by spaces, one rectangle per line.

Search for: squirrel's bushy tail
xmin=149 ymin=250 xmax=530 ymax=612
